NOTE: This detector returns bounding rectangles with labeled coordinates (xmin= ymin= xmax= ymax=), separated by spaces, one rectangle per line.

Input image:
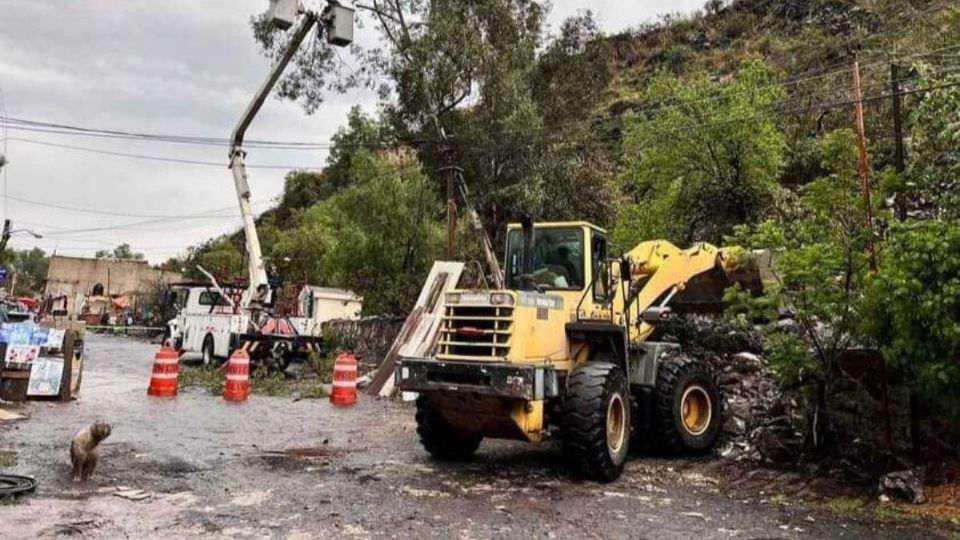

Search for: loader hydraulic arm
xmin=615 ymin=241 xmax=744 ymax=344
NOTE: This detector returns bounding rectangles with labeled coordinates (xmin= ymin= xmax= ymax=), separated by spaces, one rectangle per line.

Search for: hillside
xmin=181 ymin=0 xmax=959 ymax=303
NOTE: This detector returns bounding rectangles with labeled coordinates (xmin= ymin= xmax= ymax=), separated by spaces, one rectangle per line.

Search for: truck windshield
xmin=505 ymin=227 xmax=584 ymax=290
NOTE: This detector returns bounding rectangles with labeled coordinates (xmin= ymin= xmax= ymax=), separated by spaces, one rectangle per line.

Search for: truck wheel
xmin=654 ymin=350 xmax=722 ymax=454
xmin=562 ymin=362 xmax=630 ymax=482
xmin=201 ymin=335 xmax=216 ymax=366
xmin=415 ymin=396 xmax=482 ymax=461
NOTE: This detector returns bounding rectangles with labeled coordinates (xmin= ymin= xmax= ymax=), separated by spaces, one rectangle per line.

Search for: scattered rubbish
xmin=52 ymin=519 xmax=100 ymax=536
xmin=879 ymin=469 xmax=927 ymax=504
xmin=113 ymin=487 xmax=153 ymax=501
xmin=0 ymin=473 xmax=36 ymax=497
xmin=0 ymin=408 xmax=24 ymax=422
xmin=400 ymin=486 xmax=448 ymax=498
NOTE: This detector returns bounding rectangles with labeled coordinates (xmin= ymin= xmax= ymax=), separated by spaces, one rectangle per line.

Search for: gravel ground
xmin=0 ymin=335 xmax=947 ymax=539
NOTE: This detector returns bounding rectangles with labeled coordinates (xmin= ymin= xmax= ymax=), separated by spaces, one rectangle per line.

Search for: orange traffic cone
xmin=147 ymin=345 xmax=179 ymax=397
xmin=330 ymin=353 xmax=358 ymax=407
xmin=223 ymin=348 xmax=251 ymax=402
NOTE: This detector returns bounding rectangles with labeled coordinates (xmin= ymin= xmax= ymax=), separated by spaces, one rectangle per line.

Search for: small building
xmin=42 ymin=256 xmax=182 ymax=321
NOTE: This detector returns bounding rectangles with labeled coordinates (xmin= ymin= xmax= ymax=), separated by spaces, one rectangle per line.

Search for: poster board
xmin=27 ymin=357 xmax=64 ymax=396
xmin=5 ymin=344 xmax=40 ymax=365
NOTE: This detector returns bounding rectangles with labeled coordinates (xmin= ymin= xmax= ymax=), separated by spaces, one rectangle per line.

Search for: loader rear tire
xmin=415 ymin=396 xmax=482 ymax=461
xmin=653 ymin=350 xmax=722 ymax=455
xmin=562 ymin=362 xmax=630 ymax=483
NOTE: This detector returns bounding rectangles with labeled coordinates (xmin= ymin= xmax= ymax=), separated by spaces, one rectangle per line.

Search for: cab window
xmin=506 ymin=227 xmax=585 ymax=290
xmin=198 ymin=291 xmax=230 ymax=306
xmin=592 ymin=234 xmax=610 ymax=302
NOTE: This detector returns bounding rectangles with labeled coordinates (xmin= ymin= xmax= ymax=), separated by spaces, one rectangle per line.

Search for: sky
xmin=0 ymin=0 xmax=705 ymax=264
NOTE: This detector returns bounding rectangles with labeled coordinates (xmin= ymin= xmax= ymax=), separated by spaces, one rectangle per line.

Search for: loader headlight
xmin=490 ymin=293 xmax=514 ymax=306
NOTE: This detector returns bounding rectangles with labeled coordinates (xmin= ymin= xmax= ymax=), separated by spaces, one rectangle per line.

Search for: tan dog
xmin=70 ymin=421 xmax=112 ymax=482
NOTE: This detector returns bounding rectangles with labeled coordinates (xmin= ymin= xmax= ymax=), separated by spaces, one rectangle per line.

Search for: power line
xmin=2 ymin=193 xmax=272 ymax=219
xmin=5 ymin=138 xmax=327 ymax=170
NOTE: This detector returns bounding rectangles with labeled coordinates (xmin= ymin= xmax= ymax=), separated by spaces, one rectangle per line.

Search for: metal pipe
xmin=520 ymin=214 xmax=535 ymax=282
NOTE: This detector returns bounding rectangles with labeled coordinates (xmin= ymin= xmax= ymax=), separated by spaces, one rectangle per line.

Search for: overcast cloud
xmin=0 ymin=0 xmax=704 ymax=263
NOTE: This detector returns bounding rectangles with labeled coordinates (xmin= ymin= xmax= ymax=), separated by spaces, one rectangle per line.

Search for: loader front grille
xmin=437 ymin=304 xmax=513 ymax=361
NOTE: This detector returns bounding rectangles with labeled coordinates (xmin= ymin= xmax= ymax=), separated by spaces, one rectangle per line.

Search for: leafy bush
xmin=862 ymin=220 xmax=960 ymax=426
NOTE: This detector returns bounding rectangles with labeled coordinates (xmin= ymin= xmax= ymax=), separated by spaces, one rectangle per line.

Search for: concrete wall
xmin=43 ymin=256 xmax=182 ymax=314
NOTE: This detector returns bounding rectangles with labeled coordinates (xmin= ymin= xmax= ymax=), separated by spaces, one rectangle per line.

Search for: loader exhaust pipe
xmin=520 ymin=214 xmax=536 ymax=290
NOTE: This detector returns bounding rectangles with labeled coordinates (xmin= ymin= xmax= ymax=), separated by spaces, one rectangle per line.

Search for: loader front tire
xmin=654 ymin=350 xmax=722 ymax=455
xmin=415 ymin=396 xmax=482 ymax=461
xmin=562 ymin=362 xmax=630 ymax=482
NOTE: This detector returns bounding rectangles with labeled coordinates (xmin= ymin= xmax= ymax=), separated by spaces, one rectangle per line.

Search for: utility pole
xmin=0 ymin=219 xmax=10 ymax=255
xmin=851 ymin=60 xmax=878 ymax=272
xmin=890 ymin=64 xmax=907 ymax=221
xmin=440 ymin=131 xmax=457 ymax=259
xmin=853 ymin=59 xmax=892 ymax=453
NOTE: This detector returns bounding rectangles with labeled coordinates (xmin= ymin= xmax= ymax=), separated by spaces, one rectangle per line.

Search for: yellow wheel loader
xmin=396 ymin=219 xmax=759 ymax=482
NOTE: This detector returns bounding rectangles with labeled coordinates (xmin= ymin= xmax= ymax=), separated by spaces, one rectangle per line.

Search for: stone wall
xmin=323 ymin=316 xmax=405 ymax=371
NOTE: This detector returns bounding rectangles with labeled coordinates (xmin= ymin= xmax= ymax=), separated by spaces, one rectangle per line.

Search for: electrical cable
xmin=2 ymin=193 xmax=271 ymax=219
xmin=3 ymin=138 xmax=326 ymax=170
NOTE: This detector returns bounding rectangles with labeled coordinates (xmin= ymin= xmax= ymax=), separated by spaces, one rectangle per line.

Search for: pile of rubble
xmin=660 ymin=316 xmax=806 ymax=466
xmin=713 ymin=351 xmax=806 ymax=465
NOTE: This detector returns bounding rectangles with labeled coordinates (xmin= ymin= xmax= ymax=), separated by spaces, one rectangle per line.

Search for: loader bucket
xmin=671 ymin=248 xmax=766 ymax=313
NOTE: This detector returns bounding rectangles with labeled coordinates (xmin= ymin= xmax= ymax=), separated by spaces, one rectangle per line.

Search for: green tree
xmin=726 ymin=129 xmax=876 ymax=445
xmin=95 ymin=243 xmax=145 ymax=261
xmin=4 ymin=247 xmax=49 ymax=295
xmin=191 ymin=238 xmax=245 ymax=282
xmin=862 ymin=220 xmax=960 ymax=427
xmin=274 ymin=149 xmax=442 ymax=314
xmin=613 ymin=60 xmax=787 ymax=249
xmin=904 ymin=68 xmax=960 ymax=218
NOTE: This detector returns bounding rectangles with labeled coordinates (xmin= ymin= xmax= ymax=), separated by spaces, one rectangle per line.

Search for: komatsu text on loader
xmin=396 ymin=219 xmax=759 ymax=481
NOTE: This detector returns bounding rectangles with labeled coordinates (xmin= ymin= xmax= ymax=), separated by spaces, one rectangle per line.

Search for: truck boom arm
xmin=229 ymin=13 xmax=319 ymax=313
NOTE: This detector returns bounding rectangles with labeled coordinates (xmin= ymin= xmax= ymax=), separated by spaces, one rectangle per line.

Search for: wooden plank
xmin=366 ymin=262 xmax=465 ymax=396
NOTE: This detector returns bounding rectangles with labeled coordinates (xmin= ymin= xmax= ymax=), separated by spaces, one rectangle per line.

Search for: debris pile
xmin=662 ymin=316 xmax=805 ymax=465
xmin=714 ymin=350 xmax=805 ymax=464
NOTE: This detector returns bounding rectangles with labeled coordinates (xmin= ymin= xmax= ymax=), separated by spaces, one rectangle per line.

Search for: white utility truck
xmin=166 ymin=282 xmax=361 ymax=368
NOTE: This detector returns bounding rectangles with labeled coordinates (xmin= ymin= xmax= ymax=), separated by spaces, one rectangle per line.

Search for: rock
xmin=718 ymin=372 xmax=744 ymax=386
xmin=878 ymin=470 xmax=927 ymax=504
xmin=731 ymin=352 xmax=763 ymax=374
xmin=723 ymin=416 xmax=746 ymax=435
xmin=754 ymin=426 xmax=801 ymax=464
xmin=775 ymin=318 xmax=799 ymax=332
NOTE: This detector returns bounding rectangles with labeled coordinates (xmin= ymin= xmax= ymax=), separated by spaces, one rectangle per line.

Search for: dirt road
xmin=0 ymin=335 xmax=944 ymax=539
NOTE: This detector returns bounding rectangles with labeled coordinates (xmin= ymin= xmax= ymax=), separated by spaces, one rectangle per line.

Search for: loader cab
xmin=504 ymin=221 xmax=607 ymax=298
